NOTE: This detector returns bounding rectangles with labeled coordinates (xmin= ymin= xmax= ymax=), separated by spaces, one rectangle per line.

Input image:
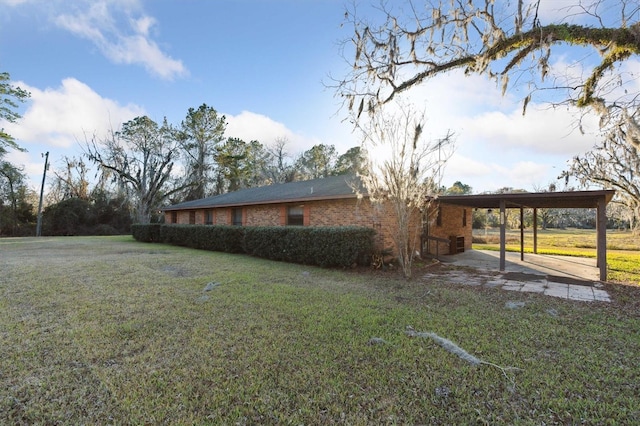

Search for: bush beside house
xmin=132 ymin=224 xmax=375 ymax=268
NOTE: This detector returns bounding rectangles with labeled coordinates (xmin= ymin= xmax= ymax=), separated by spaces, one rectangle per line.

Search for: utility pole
xmin=36 ymin=151 xmax=49 ymax=237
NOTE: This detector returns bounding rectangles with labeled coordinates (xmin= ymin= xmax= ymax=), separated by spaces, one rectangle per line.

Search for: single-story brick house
xmin=162 ymin=175 xmax=472 ymax=257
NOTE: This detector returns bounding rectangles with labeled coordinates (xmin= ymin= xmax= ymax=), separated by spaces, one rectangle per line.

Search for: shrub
xmin=244 ymin=226 xmax=375 ymax=267
xmin=131 ymin=223 xmax=162 ymax=242
xmin=132 ymin=224 xmax=376 ymax=268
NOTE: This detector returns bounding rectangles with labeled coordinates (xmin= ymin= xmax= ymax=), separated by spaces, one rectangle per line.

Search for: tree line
xmin=1 ymin=94 xmax=367 ymax=235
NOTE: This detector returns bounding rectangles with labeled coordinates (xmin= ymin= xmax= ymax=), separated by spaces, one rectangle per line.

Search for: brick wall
xmin=423 ymin=202 xmax=472 ymax=255
xmin=163 ymin=197 xmax=423 ymax=256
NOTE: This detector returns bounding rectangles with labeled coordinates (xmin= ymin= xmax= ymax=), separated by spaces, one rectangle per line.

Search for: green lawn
xmin=1 ymin=236 xmax=639 ymax=424
xmin=473 ymin=228 xmax=640 ymax=284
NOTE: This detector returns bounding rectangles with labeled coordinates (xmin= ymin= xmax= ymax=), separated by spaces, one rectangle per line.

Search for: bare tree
xmin=357 ymin=102 xmax=454 ymax=278
xmin=86 ymin=116 xmax=189 ymax=224
xmin=336 ymin=1 xmax=640 ymax=136
xmin=264 ymin=137 xmax=296 ymax=184
xmin=563 ymin=114 xmax=640 ymax=232
xmin=48 ymin=156 xmax=91 ymax=202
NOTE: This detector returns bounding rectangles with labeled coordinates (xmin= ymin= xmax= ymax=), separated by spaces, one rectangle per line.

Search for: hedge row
xmin=131 ymin=224 xmax=375 ymax=267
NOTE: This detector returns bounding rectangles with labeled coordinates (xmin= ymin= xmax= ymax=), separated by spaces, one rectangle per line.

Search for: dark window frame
xmin=287 ymin=205 xmax=304 ymax=226
xmin=232 ymin=208 xmax=243 ymax=226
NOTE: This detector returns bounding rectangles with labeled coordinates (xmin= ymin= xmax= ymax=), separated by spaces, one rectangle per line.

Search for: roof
xmin=436 ymin=190 xmax=615 ymax=209
xmin=164 ymin=174 xmax=365 ymax=211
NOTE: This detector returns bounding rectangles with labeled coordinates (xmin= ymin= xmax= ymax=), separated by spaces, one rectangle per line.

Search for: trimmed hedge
xmin=131 ymin=223 xmax=162 ymax=243
xmin=132 ymin=224 xmax=375 ymax=268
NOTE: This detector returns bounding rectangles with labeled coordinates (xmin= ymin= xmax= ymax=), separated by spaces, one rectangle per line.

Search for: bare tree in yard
xmin=357 ymin=103 xmax=454 ymax=278
xmin=563 ymin=115 xmax=640 ymax=232
xmin=336 ymin=1 xmax=640 ymax=142
xmin=86 ymin=116 xmax=190 ymax=224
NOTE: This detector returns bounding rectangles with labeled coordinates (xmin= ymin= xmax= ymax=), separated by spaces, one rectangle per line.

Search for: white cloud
xmin=4 ymin=78 xmax=145 ymax=148
xmin=54 ymin=1 xmax=187 ymax=80
xmin=445 ymin=153 xmax=492 ymax=178
xmin=225 ymin=110 xmax=322 ymax=154
xmin=460 ymin=103 xmax=598 ymax=156
xmin=0 ymin=0 xmax=30 ymax=5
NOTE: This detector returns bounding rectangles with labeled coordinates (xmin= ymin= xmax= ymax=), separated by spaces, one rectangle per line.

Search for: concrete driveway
xmin=431 ymin=249 xmax=610 ymax=302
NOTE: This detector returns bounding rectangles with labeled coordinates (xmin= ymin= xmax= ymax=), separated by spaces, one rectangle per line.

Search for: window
xmin=287 ymin=206 xmax=304 ymax=226
xmin=462 ymin=209 xmax=467 ymax=227
xmin=232 ymin=208 xmax=243 ymax=226
xmin=171 ymin=211 xmax=177 ymax=224
xmin=436 ymin=206 xmax=442 ymax=227
xmin=189 ymin=211 xmax=196 ymax=224
xmin=205 ymin=210 xmax=213 ymax=225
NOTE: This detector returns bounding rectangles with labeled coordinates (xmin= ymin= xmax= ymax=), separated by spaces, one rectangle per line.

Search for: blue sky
xmin=1 ymin=0 xmax=638 ymax=194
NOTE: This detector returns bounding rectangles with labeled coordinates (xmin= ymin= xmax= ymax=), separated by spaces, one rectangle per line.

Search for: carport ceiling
xmin=437 ymin=190 xmax=615 ymax=209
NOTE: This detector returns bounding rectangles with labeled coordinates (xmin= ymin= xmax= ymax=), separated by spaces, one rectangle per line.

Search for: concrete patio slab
xmin=425 ymin=249 xmax=611 ymax=302
xmin=543 ymin=282 xmax=569 ymax=299
xmin=521 ymin=282 xmax=545 ymax=293
xmin=568 ymin=284 xmax=594 ymax=301
xmin=440 ymin=249 xmax=600 ymax=281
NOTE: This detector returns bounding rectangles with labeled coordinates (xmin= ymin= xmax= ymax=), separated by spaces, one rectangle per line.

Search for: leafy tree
xmin=86 ymin=116 xmax=189 ymax=223
xmin=0 ymin=72 xmax=33 ymax=236
xmin=295 ymin=144 xmax=339 ymax=180
xmin=1 ymin=71 xmax=30 ymax=155
xmin=0 ymin=161 xmax=35 ymax=236
xmin=178 ymin=104 xmax=227 ymax=200
xmin=445 ymin=181 xmax=473 ymax=195
xmin=213 ymin=138 xmax=268 ymax=193
xmin=357 ymin=102 xmax=454 ymax=278
xmin=42 ymin=198 xmax=96 ymax=236
xmin=335 ymin=146 xmax=368 ymax=176
xmin=337 ymin=1 xmax=640 ymax=141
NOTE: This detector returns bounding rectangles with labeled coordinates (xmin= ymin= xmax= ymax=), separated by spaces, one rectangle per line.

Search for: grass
xmin=1 ymin=236 xmax=639 ymax=424
xmin=473 ymin=228 xmax=640 ymax=284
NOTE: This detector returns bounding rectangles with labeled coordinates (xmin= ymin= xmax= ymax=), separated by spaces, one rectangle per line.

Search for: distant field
xmin=473 ymin=228 xmax=640 ymax=284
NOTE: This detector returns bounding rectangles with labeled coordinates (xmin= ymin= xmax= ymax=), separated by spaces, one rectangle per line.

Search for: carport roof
xmin=436 ymin=190 xmax=615 ymax=209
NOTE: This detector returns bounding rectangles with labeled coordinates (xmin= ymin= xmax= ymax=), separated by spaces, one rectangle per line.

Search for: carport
xmin=437 ymin=190 xmax=615 ymax=281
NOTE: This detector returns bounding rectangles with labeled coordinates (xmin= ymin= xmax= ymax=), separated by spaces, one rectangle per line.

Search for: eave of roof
xmin=436 ymin=190 xmax=615 ymax=209
xmin=163 ymin=174 xmax=365 ymax=211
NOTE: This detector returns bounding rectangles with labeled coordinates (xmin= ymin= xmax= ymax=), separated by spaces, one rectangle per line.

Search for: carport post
xmin=533 ymin=208 xmax=538 ymax=254
xmin=520 ymin=207 xmax=524 ymax=261
xmin=499 ymin=199 xmax=506 ymax=271
xmin=597 ymin=196 xmax=607 ymax=281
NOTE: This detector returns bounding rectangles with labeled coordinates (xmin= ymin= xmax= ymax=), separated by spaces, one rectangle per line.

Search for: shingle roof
xmin=164 ymin=174 xmax=366 ymax=211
